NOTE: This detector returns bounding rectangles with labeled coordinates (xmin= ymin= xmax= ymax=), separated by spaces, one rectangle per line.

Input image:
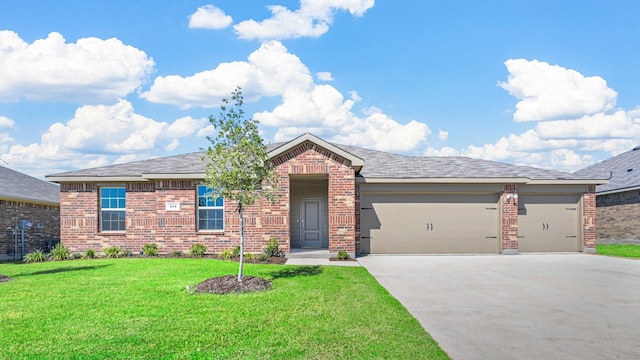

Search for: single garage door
xmin=518 ymin=194 xmax=580 ymax=252
xmin=360 ymin=193 xmax=499 ymax=254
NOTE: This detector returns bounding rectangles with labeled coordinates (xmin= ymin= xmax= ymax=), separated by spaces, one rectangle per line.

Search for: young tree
xmin=203 ymin=87 xmax=278 ymax=282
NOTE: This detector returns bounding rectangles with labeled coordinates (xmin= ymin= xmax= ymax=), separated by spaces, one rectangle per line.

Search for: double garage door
xmin=360 ymin=193 xmax=580 ymax=254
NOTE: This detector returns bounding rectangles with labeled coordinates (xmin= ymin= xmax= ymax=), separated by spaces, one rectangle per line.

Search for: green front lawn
xmin=0 ymin=258 xmax=448 ymax=359
xmin=596 ymin=244 xmax=640 ymax=259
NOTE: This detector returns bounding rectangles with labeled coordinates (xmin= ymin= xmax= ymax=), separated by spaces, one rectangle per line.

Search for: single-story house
xmin=1 ymin=165 xmax=60 ymax=260
xmin=576 ymin=146 xmax=640 ymax=244
xmin=46 ymin=133 xmax=607 ymax=257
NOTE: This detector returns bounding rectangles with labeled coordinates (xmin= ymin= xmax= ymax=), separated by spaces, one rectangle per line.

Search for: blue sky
xmin=1 ymin=0 xmax=639 ymax=179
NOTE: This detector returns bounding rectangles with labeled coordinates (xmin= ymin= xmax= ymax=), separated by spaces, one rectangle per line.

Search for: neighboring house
xmin=46 ymin=133 xmax=606 ymax=257
xmin=1 ymin=166 xmax=60 ymax=260
xmin=576 ymin=146 xmax=640 ymax=244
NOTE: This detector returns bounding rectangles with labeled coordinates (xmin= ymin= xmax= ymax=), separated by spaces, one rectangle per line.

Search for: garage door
xmin=518 ymin=194 xmax=580 ymax=252
xmin=360 ymin=194 xmax=499 ymax=254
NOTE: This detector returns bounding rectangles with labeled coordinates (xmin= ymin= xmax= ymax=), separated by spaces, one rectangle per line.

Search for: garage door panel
xmin=361 ymin=194 xmax=499 ymax=254
xmin=518 ymin=195 xmax=579 ymax=252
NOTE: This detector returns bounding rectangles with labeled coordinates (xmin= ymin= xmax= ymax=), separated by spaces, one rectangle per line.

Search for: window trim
xmin=100 ymin=187 xmax=126 ymax=232
xmin=197 ymin=185 xmax=224 ymax=232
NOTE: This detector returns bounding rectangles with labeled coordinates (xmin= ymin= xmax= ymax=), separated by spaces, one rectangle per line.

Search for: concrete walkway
xmin=358 ymin=254 xmax=640 ymax=360
xmin=285 ymin=258 xmax=360 ymax=266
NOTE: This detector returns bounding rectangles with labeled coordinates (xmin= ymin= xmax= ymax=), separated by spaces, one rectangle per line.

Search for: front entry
xmin=301 ymin=199 xmax=322 ymax=248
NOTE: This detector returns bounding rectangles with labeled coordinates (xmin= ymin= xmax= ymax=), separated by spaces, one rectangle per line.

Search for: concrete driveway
xmin=358 ymin=254 xmax=640 ymax=360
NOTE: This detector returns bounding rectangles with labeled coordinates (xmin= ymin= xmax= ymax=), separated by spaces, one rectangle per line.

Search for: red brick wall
xmin=501 ymin=184 xmax=596 ymax=254
xmin=582 ymin=186 xmax=596 ymax=252
xmin=59 ymin=141 xmax=357 ymax=255
xmin=0 ymin=200 xmax=60 ymax=259
xmin=272 ymin=141 xmax=356 ymax=255
xmin=501 ymin=184 xmax=519 ymax=254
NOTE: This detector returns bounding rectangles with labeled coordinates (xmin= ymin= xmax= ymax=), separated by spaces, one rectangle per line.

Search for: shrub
xmin=263 ymin=237 xmax=280 ymax=257
xmin=24 ymin=249 xmax=47 ymax=263
xmin=337 ymin=250 xmax=350 ymax=260
xmin=170 ymin=250 xmax=183 ymax=257
xmin=245 ymin=253 xmax=255 ymax=261
xmin=51 ymin=243 xmax=70 ymax=261
xmin=104 ymin=246 xmax=122 ymax=258
xmin=232 ymin=245 xmax=241 ymax=258
xmin=83 ymin=249 xmax=96 ymax=259
xmin=190 ymin=243 xmax=207 ymax=258
xmin=142 ymin=243 xmax=159 ymax=257
xmin=50 ymin=243 xmax=70 ymax=261
xmin=258 ymin=252 xmax=270 ymax=261
xmin=119 ymin=248 xmax=132 ymax=257
xmin=220 ymin=248 xmax=233 ymax=260
xmin=71 ymin=252 xmax=82 ymax=259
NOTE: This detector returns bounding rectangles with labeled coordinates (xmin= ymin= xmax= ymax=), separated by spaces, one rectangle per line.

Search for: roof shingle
xmin=47 ymin=138 xmax=602 ymax=183
xmin=0 ymin=166 xmax=60 ymax=205
xmin=575 ymin=147 xmax=640 ymax=193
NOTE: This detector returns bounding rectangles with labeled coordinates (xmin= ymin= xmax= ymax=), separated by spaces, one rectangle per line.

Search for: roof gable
xmin=267 ymin=133 xmax=364 ymax=171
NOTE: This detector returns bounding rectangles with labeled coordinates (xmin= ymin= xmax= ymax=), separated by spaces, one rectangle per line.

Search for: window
xmin=101 ymin=187 xmax=126 ymax=231
xmin=197 ymin=185 xmax=224 ymax=231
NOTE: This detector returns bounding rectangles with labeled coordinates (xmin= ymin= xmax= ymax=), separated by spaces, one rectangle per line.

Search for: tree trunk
xmin=238 ymin=203 xmax=244 ymax=282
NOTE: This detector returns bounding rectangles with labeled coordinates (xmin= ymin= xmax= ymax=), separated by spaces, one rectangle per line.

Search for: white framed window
xmin=197 ymin=185 xmax=224 ymax=231
xmin=100 ymin=187 xmax=126 ymax=231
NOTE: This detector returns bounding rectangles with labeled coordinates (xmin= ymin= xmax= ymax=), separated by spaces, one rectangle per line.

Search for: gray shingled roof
xmin=0 ymin=166 xmax=60 ymax=205
xmin=575 ymin=147 xmax=640 ymax=194
xmin=48 ymin=139 xmax=600 ymax=182
xmin=337 ymin=144 xmax=593 ymax=180
xmin=48 ymin=152 xmax=209 ymax=178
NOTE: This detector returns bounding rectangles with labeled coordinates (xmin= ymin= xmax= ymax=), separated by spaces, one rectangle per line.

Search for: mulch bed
xmin=225 ymin=256 xmax=288 ymax=265
xmin=195 ymin=275 xmax=272 ymax=294
xmin=0 ymin=275 xmax=12 ymax=283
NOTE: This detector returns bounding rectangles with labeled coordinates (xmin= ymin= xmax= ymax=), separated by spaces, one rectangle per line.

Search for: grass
xmin=596 ymin=244 xmax=640 ymax=259
xmin=0 ymin=258 xmax=448 ymax=359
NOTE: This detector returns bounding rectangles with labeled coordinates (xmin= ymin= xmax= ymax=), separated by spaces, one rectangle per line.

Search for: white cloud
xmin=0 ymin=101 xmax=209 ymax=177
xmin=143 ymin=39 xmax=429 ymax=154
xmin=0 ymin=116 xmax=15 ymax=153
xmin=0 ymin=31 xmax=154 ymax=103
xmin=256 ymin=84 xmax=354 ymax=127
xmin=424 ymin=59 xmax=635 ymax=172
xmin=331 ymin=111 xmax=430 ymax=152
xmin=438 ymin=129 xmax=448 ymax=141
xmin=535 ymin=110 xmax=640 ymax=139
xmin=188 ymin=5 xmax=233 ymax=29
xmin=234 ymin=0 xmax=375 ymax=40
xmin=0 ymin=116 xmax=15 ymax=128
xmin=426 ymin=129 xmax=592 ymax=171
xmin=258 ymin=85 xmax=430 ymax=152
xmin=316 ymin=71 xmax=334 ymax=81
xmin=140 ymin=41 xmax=312 ymax=108
xmin=499 ymin=59 xmax=617 ymax=122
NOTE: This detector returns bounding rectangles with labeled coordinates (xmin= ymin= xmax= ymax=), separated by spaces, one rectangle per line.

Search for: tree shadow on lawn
xmin=267 ymin=265 xmax=322 ymax=279
xmin=13 ymin=264 xmax=113 ymax=277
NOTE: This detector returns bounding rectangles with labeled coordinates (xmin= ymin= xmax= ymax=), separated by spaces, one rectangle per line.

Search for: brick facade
xmin=56 ymin=140 xmax=599 ymax=256
xmin=501 ymin=184 xmax=519 ymax=254
xmin=499 ymin=184 xmax=596 ymax=254
xmin=0 ymin=200 xmax=60 ymax=260
xmin=594 ymin=189 xmax=640 ymax=244
xmin=582 ymin=186 xmax=597 ymax=252
xmin=59 ymin=141 xmax=357 ymax=256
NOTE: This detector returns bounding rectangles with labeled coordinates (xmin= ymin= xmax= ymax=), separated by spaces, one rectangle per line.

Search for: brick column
xmin=501 ymin=184 xmax=519 ymax=255
xmin=582 ymin=186 xmax=596 ymax=253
